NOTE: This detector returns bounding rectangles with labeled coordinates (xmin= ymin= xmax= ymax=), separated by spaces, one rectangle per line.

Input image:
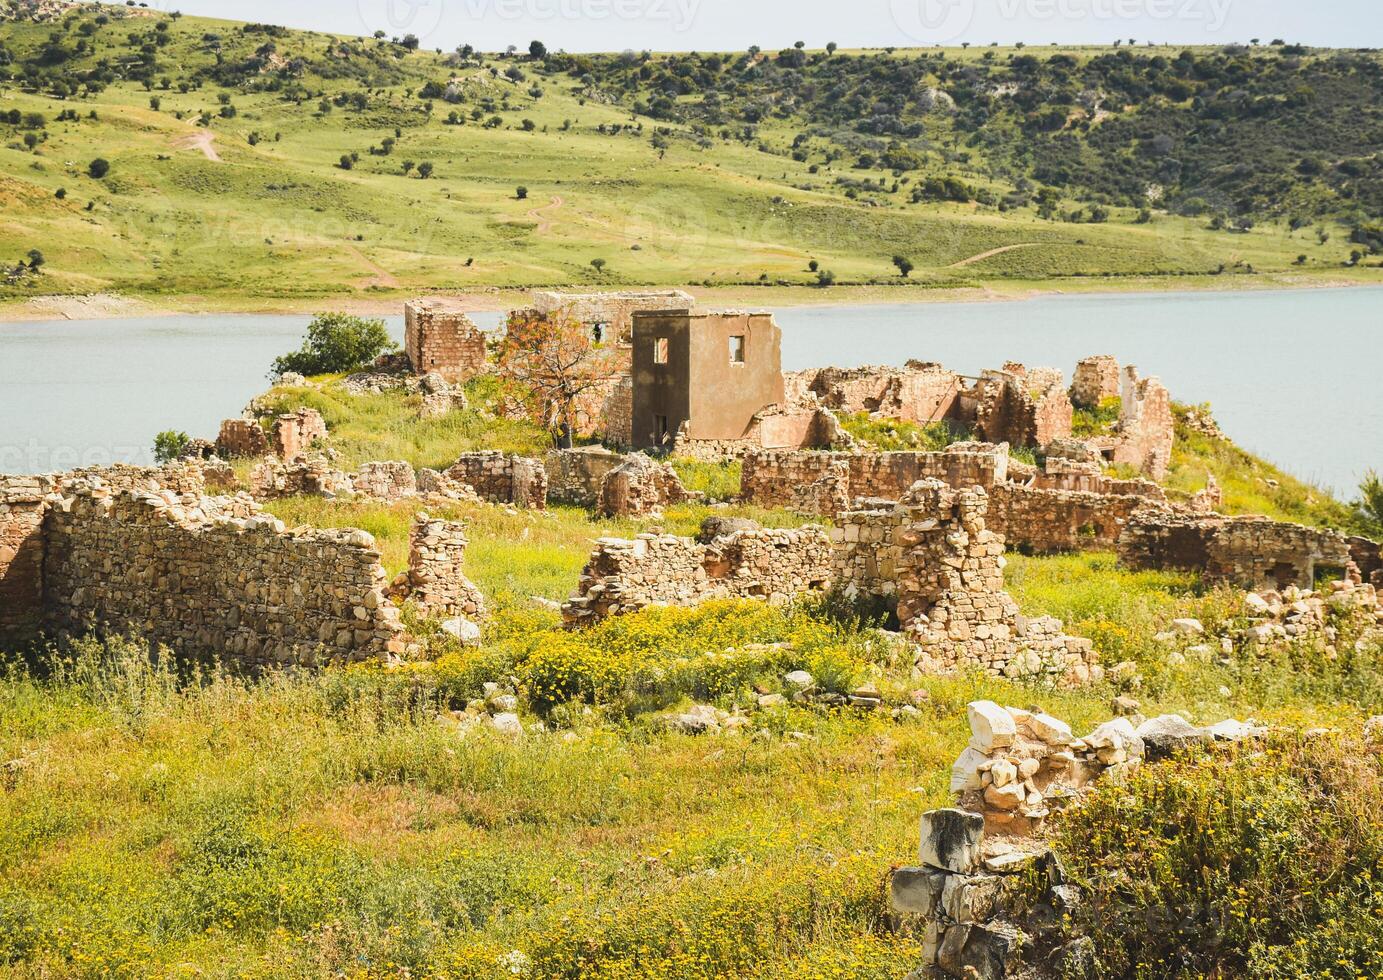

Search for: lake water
xmin=2 ymin=288 xmax=1379 ymax=496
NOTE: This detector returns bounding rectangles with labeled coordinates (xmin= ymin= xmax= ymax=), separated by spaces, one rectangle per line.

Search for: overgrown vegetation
xmin=837 ymin=412 xmax=964 ymax=451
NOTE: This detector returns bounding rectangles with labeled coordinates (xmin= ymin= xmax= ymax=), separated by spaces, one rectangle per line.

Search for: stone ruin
xmin=741 ymin=443 xmax=1010 ymax=517
xmin=889 ymin=701 xmax=1270 ymax=978
xmin=561 ymin=520 xmax=834 ymax=626
xmin=403 ymin=299 xmax=488 ymax=384
xmin=388 ymin=514 xmax=485 ymax=624
xmin=544 ymin=446 xmax=627 ymax=507
xmin=972 ymin=364 xmax=1073 ymax=451
xmin=216 ymin=408 xmax=327 ymax=460
xmin=1118 ymin=510 xmax=1352 ymax=590
xmin=1085 ymin=362 xmax=1175 ymax=480
xmin=444 ymin=452 xmax=548 ymax=510
xmin=529 ymin=288 xmax=695 ymax=343
xmin=846 ymin=481 xmax=1099 ymax=685
xmin=786 ymin=361 xmax=966 ymax=425
xmin=597 ymin=453 xmax=690 ymax=518
xmin=1070 ymin=354 xmax=1121 ymax=409
xmin=0 ymin=467 xmax=494 ymax=665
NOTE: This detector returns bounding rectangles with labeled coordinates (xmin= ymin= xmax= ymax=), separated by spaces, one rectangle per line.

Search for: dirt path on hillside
xmin=949 ymin=243 xmax=1042 ymax=268
xmin=172 ymin=130 xmax=221 ymax=162
xmin=344 ymin=244 xmax=400 ymax=290
xmin=525 ymin=195 xmax=564 ymax=234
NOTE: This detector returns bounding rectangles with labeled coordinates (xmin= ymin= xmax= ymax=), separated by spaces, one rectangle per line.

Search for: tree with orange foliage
xmin=495 ymin=307 xmax=622 ymax=448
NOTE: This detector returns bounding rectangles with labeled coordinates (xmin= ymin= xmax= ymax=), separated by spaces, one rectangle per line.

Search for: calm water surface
xmin=1 ymin=289 xmax=1378 ymax=495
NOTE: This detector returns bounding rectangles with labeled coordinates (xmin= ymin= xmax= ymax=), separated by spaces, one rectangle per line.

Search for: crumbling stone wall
xmin=271 ymin=408 xmax=328 ymax=460
xmin=545 ymin=446 xmax=626 ymax=507
xmin=562 ymin=524 xmax=833 ymax=625
xmin=1 ymin=476 xmax=52 ymax=637
xmin=1349 ymin=536 xmax=1383 ymax=585
xmin=1030 ymin=455 xmax=1165 ymax=500
xmin=1089 ymin=365 xmax=1173 ymax=479
xmin=352 ymin=461 xmax=418 ymax=501
xmin=404 ymin=300 xmax=488 ymax=383
xmin=388 ymin=515 xmax=485 ymax=621
xmin=60 ymin=461 xmax=208 ymax=496
xmin=530 ymin=289 xmax=695 ymax=343
xmin=598 ymin=453 xmax=689 ymax=517
xmin=741 ymin=445 xmax=1009 ymax=515
xmin=791 ymin=362 xmax=965 ymax=423
xmin=250 ymin=453 xmax=353 ymax=500
xmin=445 ymin=452 xmax=547 ymax=509
xmin=972 ymin=367 xmax=1073 ymax=449
xmin=1119 ymin=511 xmax=1352 ymax=590
xmin=601 ymin=374 xmax=634 ymax=447
xmin=1070 ymin=354 xmax=1121 ymax=408
xmin=892 ymin=482 xmax=1098 ymax=683
xmin=41 ymin=487 xmax=406 ymax=665
xmin=216 ymin=417 xmax=270 ymax=459
xmin=987 ymin=484 xmax=1168 ymax=554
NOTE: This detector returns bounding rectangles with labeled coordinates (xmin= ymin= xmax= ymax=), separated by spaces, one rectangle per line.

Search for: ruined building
xmin=530 ymin=289 xmax=695 ymax=343
xmin=630 ymin=310 xmax=786 ymax=453
xmin=787 ymin=361 xmax=967 ymax=424
xmin=404 ymin=299 xmax=488 ymax=383
xmin=971 ymin=364 xmax=1073 ymax=449
xmin=1118 ymin=511 xmax=1352 ymax=590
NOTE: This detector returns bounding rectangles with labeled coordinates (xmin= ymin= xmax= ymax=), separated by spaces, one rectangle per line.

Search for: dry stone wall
xmin=530 ymin=289 xmax=694 ymax=343
xmin=216 ymin=417 xmax=269 ymax=458
xmin=271 ymin=408 xmax=328 ymax=459
xmin=544 ymin=446 xmax=625 ymax=507
xmin=404 ymin=300 xmax=488 ymax=383
xmin=987 ymin=484 xmax=1167 ymax=554
xmin=791 ymin=362 xmax=965 ymax=423
xmin=1070 ymin=354 xmax=1121 ymax=408
xmin=0 ymin=475 xmax=52 ymax=637
xmin=1119 ymin=511 xmax=1352 ymax=589
xmin=562 ymin=523 xmax=833 ymax=625
xmin=741 ymin=445 xmax=1009 ymax=516
xmin=972 ymin=367 xmax=1073 ymax=450
xmin=389 ymin=515 xmax=485 ymax=621
xmin=445 ymin=452 xmax=547 ymax=509
xmin=42 ymin=487 xmax=407 ymax=665
xmin=598 ymin=453 xmax=689 ymax=517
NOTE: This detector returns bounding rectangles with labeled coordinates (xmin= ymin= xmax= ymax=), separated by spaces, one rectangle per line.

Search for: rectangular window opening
xmin=729 ymin=335 xmax=745 ymax=364
xmin=655 ymin=415 xmax=669 ymax=441
xmin=653 ymin=337 xmax=669 ymax=364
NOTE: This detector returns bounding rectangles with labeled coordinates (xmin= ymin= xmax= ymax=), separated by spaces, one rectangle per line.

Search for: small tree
xmin=270 ymin=312 xmax=396 ymax=378
xmin=338 ymin=154 xmax=354 ymax=170
xmin=891 ymin=254 xmax=914 ymax=277
xmin=417 ymin=162 xmax=434 ymax=179
xmin=26 ymin=249 xmax=44 ymax=270
xmin=496 ymin=309 xmax=623 ymax=448
xmin=808 ymin=258 xmax=819 ymax=272
xmin=529 ymin=39 xmax=547 ymax=59
xmin=88 ymin=157 xmax=110 ymax=179
xmin=816 ymin=268 xmax=836 ymax=286
xmin=590 ymin=257 xmax=606 ymax=273
xmin=516 ymin=185 xmax=528 ymax=199
xmin=1356 ymin=471 xmax=1383 ymax=536
xmin=153 ymin=430 xmax=191 ymax=464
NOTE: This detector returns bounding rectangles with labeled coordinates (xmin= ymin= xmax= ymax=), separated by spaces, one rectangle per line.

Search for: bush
xmin=1054 ymin=736 xmax=1383 ymax=978
xmin=153 ymin=430 xmax=191 ymax=463
xmin=270 ymin=313 xmax=396 ymax=378
xmin=88 ymin=157 xmax=110 ymax=178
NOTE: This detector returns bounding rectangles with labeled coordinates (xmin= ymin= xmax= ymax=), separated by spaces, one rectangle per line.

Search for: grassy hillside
xmin=1 ymin=4 xmax=1378 ymax=308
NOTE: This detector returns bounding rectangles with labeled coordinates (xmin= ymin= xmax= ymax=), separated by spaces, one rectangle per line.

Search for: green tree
xmin=270 ymin=313 xmax=396 ymax=378
xmin=88 ymin=157 xmax=110 ymax=179
xmin=590 ymin=258 xmax=606 ymax=273
xmin=1356 ymin=471 xmax=1383 ymax=535
xmin=516 ymin=186 xmax=528 ymax=199
xmin=891 ymin=255 xmax=914 ymax=277
xmin=417 ymin=162 xmax=434 ymax=178
xmin=153 ymin=430 xmax=191 ymax=464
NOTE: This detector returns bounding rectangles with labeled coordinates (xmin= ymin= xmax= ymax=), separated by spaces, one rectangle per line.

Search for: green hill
xmin=1 ymin=3 xmax=1380 ymax=307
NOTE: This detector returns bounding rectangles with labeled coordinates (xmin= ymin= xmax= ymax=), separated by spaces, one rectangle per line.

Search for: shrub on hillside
xmin=153 ymin=430 xmax=191 ymax=463
xmin=1053 ymin=735 xmax=1383 ymax=978
xmin=270 ymin=313 xmax=396 ymax=378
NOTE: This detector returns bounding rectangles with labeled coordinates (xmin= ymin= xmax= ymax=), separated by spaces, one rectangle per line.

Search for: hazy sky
xmin=141 ymin=0 xmax=1382 ymax=52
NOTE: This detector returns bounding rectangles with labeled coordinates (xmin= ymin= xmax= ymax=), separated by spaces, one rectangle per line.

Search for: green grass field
xmin=2 ymin=9 xmax=1377 ymax=314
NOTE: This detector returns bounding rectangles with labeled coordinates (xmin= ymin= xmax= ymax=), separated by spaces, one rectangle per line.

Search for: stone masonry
xmin=868 ymin=481 xmax=1098 ymax=684
xmin=404 ymin=299 xmax=488 ymax=383
xmin=986 ymin=484 xmax=1169 ymax=554
xmin=741 ymin=444 xmax=1010 ymax=516
xmin=1119 ymin=511 xmax=1353 ymax=590
xmin=598 ymin=453 xmax=690 ymax=517
xmin=562 ymin=522 xmax=833 ymax=625
xmin=1070 ymin=354 xmax=1121 ymax=409
xmin=271 ymin=408 xmax=328 ymax=460
xmin=544 ymin=446 xmax=626 ymax=507
xmin=41 ymin=486 xmax=407 ymax=665
xmin=445 ymin=452 xmax=548 ymax=509
xmin=789 ymin=361 xmax=966 ymax=424
xmin=972 ymin=366 xmax=1073 ymax=450
xmin=530 ymin=288 xmax=694 ymax=343
xmin=216 ymin=417 xmax=269 ymax=458
xmin=1 ymin=475 xmax=52 ymax=638
xmin=388 ymin=514 xmax=485 ymax=621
